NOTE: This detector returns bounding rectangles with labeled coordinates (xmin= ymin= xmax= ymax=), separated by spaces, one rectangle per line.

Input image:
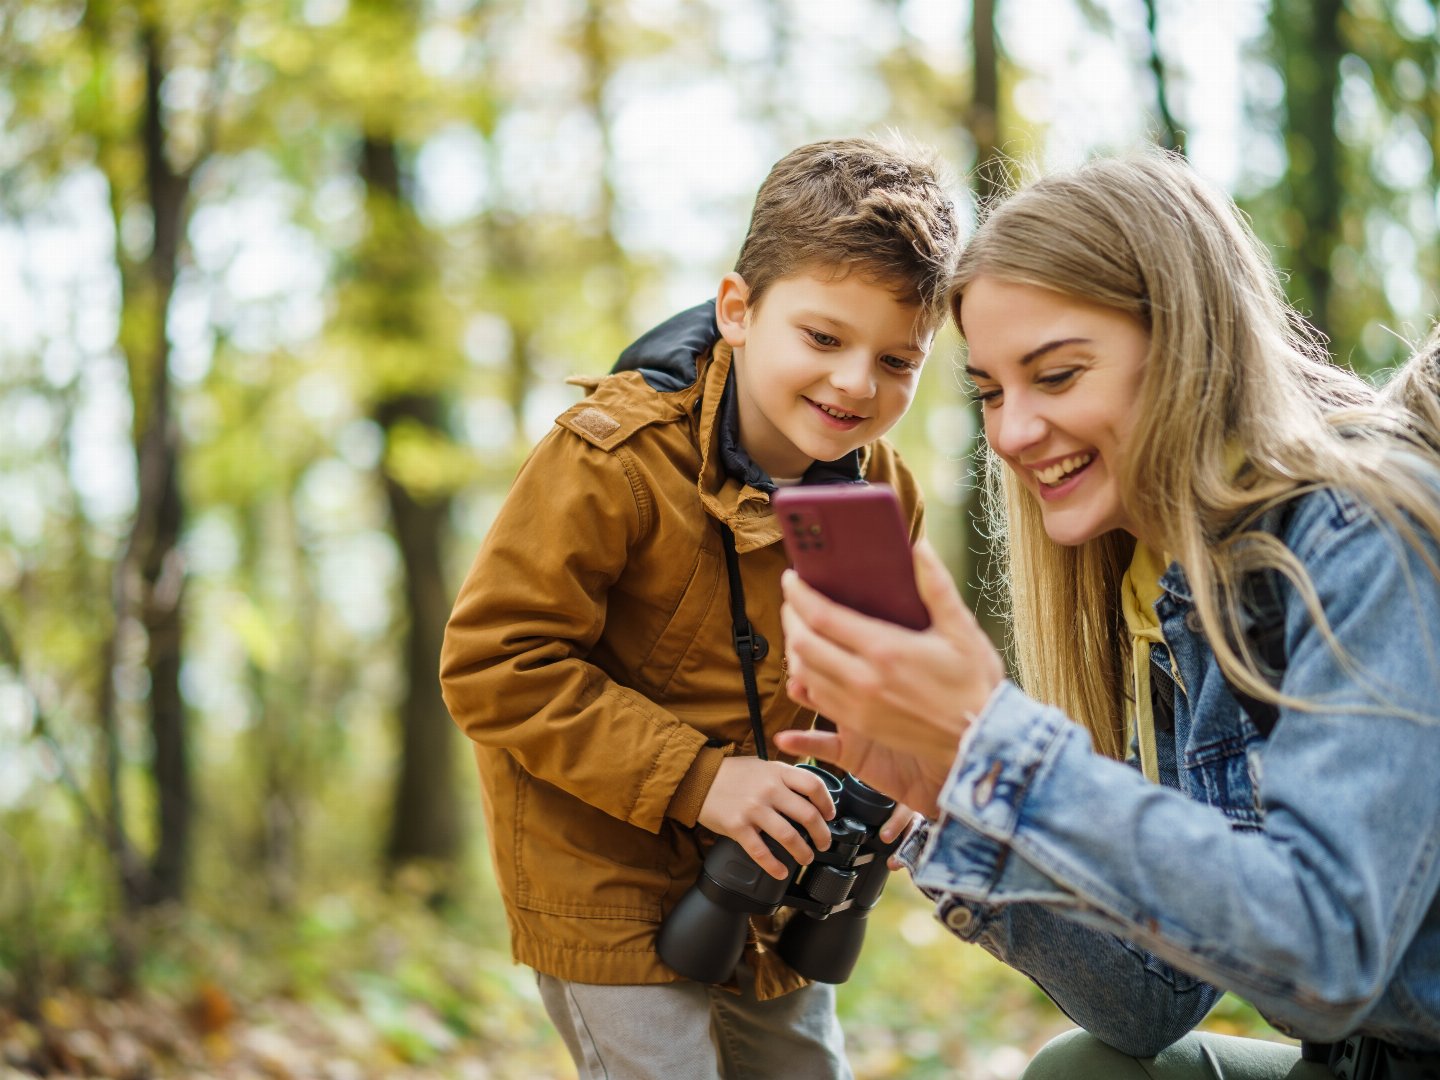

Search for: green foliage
xmin=0 ymin=0 xmax=1435 ymax=1072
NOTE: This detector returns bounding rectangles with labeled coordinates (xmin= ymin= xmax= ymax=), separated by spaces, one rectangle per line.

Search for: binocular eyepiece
xmin=656 ymin=765 xmax=901 ymax=985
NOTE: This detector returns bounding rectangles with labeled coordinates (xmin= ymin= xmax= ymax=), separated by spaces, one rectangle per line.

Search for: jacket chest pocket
xmin=630 ymin=543 xmax=725 ymax=696
xmin=1183 ymin=733 xmax=1263 ymax=830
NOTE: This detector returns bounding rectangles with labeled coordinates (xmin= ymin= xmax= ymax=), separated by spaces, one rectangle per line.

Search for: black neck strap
xmin=718 ymin=523 xmax=770 ymax=760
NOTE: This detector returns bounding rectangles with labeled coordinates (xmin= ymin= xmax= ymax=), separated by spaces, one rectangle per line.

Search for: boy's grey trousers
xmin=535 ymin=963 xmax=853 ymax=1080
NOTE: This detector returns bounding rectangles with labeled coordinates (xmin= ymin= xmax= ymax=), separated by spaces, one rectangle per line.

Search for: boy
xmin=439 ymin=137 xmax=957 ymax=1079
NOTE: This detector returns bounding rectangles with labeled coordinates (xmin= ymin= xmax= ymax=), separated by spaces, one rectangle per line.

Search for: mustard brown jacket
xmin=439 ymin=332 xmax=923 ymax=998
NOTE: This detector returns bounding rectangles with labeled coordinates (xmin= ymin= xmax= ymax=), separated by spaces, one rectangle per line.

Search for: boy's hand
xmin=881 ymin=802 xmax=921 ymax=870
xmin=698 ymin=758 xmax=836 ymax=881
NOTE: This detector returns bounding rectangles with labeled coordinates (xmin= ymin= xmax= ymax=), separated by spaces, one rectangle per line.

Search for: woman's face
xmin=960 ymin=276 xmax=1151 ymax=547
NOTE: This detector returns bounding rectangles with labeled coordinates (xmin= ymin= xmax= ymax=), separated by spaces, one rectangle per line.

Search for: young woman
xmin=775 ymin=153 xmax=1440 ymax=1080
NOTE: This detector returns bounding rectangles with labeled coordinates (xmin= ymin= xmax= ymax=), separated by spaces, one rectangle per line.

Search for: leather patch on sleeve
xmin=571 ymin=406 xmax=621 ymax=442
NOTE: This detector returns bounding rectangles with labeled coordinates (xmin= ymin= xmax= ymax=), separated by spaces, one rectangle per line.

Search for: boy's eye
xmin=881 ymin=355 xmax=919 ymax=373
xmin=806 ymin=329 xmax=840 ymax=348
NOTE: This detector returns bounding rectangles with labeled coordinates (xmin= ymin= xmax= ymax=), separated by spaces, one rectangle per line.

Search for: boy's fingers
xmin=779 ymin=767 xmax=833 ymax=850
xmin=759 ymin=810 xmax=816 ymax=871
xmin=879 ymin=804 xmax=914 ymax=844
xmin=791 ymin=765 xmax=836 ymax=819
xmin=739 ymin=825 xmax=793 ymax=880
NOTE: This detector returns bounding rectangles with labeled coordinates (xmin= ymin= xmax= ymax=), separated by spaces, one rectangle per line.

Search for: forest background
xmin=1 ymin=0 xmax=1438 ymax=1077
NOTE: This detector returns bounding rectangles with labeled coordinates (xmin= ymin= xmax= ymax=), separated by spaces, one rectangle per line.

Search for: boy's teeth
xmin=818 ymin=403 xmax=858 ymax=420
xmin=1035 ymin=453 xmax=1094 ymax=485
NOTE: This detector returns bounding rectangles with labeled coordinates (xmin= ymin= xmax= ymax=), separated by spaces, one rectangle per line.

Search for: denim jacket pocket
xmin=1183 ymin=732 xmax=1263 ymax=831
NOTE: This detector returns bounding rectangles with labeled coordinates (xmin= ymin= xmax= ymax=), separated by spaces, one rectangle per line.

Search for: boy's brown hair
xmin=734 ymin=136 xmax=959 ymax=325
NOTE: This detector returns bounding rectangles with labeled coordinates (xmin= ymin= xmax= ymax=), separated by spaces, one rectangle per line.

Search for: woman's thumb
xmin=913 ymin=538 xmax=974 ymax=632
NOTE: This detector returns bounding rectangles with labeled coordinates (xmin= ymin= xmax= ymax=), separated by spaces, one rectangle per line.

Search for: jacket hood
xmin=614 ymin=300 xmax=863 ymax=492
xmin=613 ymin=300 xmax=718 ymax=392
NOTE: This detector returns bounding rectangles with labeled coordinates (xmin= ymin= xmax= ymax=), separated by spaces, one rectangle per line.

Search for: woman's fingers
xmin=782 ymin=612 xmax=879 ymax=717
xmin=912 ymin=538 xmax=973 ymax=635
xmin=774 ymin=727 xmax=843 ymax=763
xmin=785 ymin=670 xmax=818 ymax=710
xmin=782 ymin=569 xmax=896 ymax=658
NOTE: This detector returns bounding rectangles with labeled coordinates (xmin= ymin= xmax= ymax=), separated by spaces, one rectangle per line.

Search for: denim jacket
xmin=905 ymin=483 xmax=1440 ymax=1057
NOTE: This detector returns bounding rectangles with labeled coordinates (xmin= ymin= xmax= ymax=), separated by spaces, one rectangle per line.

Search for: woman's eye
xmin=1038 ymin=368 xmax=1076 ymax=388
xmin=968 ymin=388 xmax=1001 ymax=407
xmin=807 ymin=330 xmax=840 ymax=347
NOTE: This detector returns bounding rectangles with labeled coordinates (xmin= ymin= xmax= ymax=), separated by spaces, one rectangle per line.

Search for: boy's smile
xmin=716 ymin=269 xmax=931 ymax=480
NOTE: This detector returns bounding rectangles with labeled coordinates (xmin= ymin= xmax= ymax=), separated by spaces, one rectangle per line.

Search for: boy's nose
xmin=828 ymin=353 xmax=877 ymax=400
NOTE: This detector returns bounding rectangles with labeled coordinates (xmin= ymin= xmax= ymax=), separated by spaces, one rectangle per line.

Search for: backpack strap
xmin=1228 ymin=568 xmax=1287 ymax=738
xmin=1221 ymin=500 xmax=1298 ymax=739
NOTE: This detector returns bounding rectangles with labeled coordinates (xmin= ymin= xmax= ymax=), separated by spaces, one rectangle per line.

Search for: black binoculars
xmin=656 ymin=765 xmax=902 ymax=985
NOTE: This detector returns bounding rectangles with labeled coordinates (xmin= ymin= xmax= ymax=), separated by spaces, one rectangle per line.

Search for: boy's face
xmin=716 ymin=269 xmax=932 ymax=480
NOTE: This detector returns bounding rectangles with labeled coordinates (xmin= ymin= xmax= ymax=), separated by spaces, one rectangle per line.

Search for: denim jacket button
xmin=972 ymin=760 xmax=1002 ymax=809
xmin=944 ymin=904 xmax=974 ymax=933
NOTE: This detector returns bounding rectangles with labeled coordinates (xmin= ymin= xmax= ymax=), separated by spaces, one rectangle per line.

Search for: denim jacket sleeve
xmin=911 ymin=488 xmax=1440 ymax=1051
xmin=901 ymin=808 xmax=1224 ymax=1058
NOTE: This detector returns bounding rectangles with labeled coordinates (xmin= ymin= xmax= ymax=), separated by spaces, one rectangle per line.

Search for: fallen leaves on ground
xmin=0 ymin=983 xmax=574 ymax=1080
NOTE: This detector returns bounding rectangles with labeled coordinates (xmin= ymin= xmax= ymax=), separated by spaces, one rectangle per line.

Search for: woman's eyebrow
xmin=964 ymin=337 xmax=1093 ymax=379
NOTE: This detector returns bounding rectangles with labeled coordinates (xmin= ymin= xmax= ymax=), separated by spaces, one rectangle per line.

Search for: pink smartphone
xmin=773 ymin=484 xmax=930 ymax=630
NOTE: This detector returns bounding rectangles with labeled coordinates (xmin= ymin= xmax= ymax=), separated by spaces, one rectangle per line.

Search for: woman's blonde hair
xmin=953 ymin=151 xmax=1440 ymax=760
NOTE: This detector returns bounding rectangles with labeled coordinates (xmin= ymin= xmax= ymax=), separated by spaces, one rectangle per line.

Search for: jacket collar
xmin=715 ymin=369 xmax=866 ymax=493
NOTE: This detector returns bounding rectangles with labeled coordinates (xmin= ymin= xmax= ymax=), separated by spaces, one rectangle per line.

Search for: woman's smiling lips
xmin=1028 ymin=451 xmax=1097 ymax=500
xmin=806 ymin=397 xmax=866 ymax=429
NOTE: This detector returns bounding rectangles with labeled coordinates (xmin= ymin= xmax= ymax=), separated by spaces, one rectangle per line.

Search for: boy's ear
xmin=716 ymin=272 xmax=751 ymax=348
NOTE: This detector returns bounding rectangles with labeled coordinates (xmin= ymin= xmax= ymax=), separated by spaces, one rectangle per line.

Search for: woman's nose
xmin=985 ymin=396 xmax=1048 ymax=457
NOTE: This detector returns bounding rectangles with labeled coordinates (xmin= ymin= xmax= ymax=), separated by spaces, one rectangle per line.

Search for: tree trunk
xmin=1143 ymin=0 xmax=1185 ymax=153
xmin=961 ymin=0 xmax=1009 ymax=657
xmin=93 ymin=20 xmax=194 ymax=923
xmin=136 ymin=24 xmax=193 ymax=909
xmin=1271 ymin=0 xmax=1344 ymax=339
xmin=379 ymin=396 xmax=460 ymax=872
xmin=970 ymin=0 xmax=1003 ymax=206
xmin=355 ymin=136 xmax=462 ymax=878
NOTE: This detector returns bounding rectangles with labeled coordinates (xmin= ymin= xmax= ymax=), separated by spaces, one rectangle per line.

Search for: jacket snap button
xmin=944 ymin=905 xmax=974 ymax=932
xmin=972 ymin=760 xmax=1002 ymax=809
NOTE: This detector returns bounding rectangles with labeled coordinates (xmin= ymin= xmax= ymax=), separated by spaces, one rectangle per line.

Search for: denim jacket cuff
xmin=939 ymin=680 xmax=1068 ymax=842
xmin=900 ymin=820 xmax=995 ymax=941
xmin=909 ymin=683 xmax=1051 ymax=898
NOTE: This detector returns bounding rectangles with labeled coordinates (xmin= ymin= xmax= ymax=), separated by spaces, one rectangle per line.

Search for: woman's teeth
xmin=1035 ymin=453 xmax=1094 ymax=486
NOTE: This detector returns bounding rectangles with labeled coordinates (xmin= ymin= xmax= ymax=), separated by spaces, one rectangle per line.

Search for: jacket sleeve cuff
xmin=937 ymin=680 xmax=1070 ymax=843
xmin=912 ymin=681 xmax=1073 ymax=904
xmin=665 ymin=744 xmax=730 ymax=826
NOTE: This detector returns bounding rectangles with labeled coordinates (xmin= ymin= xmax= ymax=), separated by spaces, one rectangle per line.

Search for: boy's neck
xmin=715 ymin=363 xmax=862 ymax=490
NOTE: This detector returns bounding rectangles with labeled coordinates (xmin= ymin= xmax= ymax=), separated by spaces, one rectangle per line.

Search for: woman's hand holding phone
xmin=774 ymin=538 xmax=1006 ymax=816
